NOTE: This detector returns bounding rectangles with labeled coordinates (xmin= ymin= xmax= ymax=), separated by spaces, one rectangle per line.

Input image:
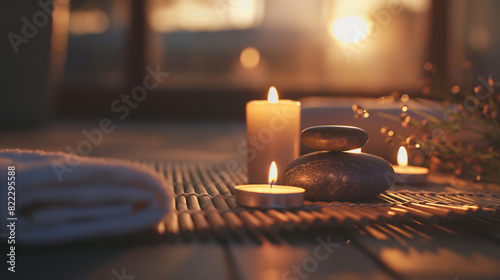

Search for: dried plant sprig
xmin=353 ymin=62 xmax=500 ymax=183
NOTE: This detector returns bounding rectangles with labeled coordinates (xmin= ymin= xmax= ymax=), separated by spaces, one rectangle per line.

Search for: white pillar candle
xmin=246 ymin=87 xmax=301 ymax=184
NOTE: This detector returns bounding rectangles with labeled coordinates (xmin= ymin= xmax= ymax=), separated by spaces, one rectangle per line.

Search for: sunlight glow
xmin=330 ymin=16 xmax=369 ymax=43
xmin=149 ymin=0 xmax=262 ymax=32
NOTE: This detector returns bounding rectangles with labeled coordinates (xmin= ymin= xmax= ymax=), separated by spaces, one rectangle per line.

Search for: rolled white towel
xmin=0 ymin=149 xmax=171 ymax=245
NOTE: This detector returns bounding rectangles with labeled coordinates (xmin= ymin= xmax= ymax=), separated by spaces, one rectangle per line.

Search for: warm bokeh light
xmin=156 ymin=221 xmax=165 ymax=234
xmin=268 ymin=87 xmax=279 ymax=103
xmin=268 ymin=161 xmax=278 ymax=186
xmin=330 ymin=16 xmax=369 ymax=43
xmin=49 ymin=0 xmax=70 ymax=89
xmin=69 ymin=10 xmax=109 ymax=35
xmin=346 ymin=148 xmax=361 ymax=153
xmin=149 ymin=0 xmax=263 ymax=32
xmin=397 ymin=146 xmax=408 ymax=167
xmin=240 ymin=47 xmax=260 ymax=69
xmin=401 ymin=94 xmax=410 ymax=102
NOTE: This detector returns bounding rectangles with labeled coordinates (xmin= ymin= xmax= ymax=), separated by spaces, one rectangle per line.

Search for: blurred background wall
xmin=1 ymin=0 xmax=499 ymax=128
xmin=1 ymin=0 xmax=55 ymax=129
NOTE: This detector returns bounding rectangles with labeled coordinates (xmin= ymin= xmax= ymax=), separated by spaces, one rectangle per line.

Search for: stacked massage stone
xmin=283 ymin=125 xmax=395 ymax=201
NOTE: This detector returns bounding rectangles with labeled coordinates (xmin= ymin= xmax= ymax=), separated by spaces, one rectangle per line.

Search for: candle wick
xmin=269 ymin=179 xmax=276 ymax=190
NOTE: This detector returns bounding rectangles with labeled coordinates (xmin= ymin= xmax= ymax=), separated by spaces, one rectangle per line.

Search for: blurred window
xmin=146 ymin=0 xmax=432 ymax=93
xmin=64 ymin=0 xmax=129 ymax=87
xmin=58 ymin=0 xmax=500 ymax=117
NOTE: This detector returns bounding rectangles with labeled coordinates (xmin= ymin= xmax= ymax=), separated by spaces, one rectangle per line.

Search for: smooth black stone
xmin=301 ymin=125 xmax=369 ymax=152
xmin=283 ymin=151 xmax=394 ymax=201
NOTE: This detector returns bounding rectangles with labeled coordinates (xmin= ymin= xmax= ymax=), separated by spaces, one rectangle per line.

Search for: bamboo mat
xmin=143 ymin=161 xmax=500 ymax=242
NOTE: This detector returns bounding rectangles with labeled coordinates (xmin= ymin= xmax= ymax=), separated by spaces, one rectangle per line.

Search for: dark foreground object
xmin=284 ymin=151 xmax=395 ymax=201
xmin=301 ymin=125 xmax=369 ymax=152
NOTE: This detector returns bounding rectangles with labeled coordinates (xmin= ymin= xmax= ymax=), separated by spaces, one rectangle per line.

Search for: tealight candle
xmin=246 ymin=86 xmax=301 ymax=184
xmin=392 ymin=146 xmax=429 ymax=185
xmin=235 ymin=162 xmax=305 ymax=208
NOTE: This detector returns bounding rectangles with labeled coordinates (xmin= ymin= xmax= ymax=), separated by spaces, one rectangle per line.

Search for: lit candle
xmin=246 ymin=86 xmax=301 ymax=184
xmin=235 ymin=161 xmax=305 ymax=208
xmin=392 ymin=146 xmax=429 ymax=185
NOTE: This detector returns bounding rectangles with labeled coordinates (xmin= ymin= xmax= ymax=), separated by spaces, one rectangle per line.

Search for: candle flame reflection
xmin=346 ymin=148 xmax=361 ymax=153
xmin=268 ymin=86 xmax=279 ymax=103
xmin=268 ymin=161 xmax=278 ymax=188
xmin=397 ymin=146 xmax=408 ymax=167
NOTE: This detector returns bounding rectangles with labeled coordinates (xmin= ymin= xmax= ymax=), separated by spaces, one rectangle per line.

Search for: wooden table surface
xmin=2 ymin=121 xmax=500 ymax=280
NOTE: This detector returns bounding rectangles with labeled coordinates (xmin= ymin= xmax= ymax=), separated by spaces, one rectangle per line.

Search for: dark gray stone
xmin=283 ymin=151 xmax=394 ymax=201
xmin=301 ymin=125 xmax=369 ymax=152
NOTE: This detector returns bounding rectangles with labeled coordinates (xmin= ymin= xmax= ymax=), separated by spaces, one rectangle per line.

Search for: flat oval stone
xmin=301 ymin=125 xmax=369 ymax=152
xmin=283 ymin=151 xmax=394 ymax=201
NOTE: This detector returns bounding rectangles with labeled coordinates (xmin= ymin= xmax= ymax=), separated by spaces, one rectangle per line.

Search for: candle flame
xmin=268 ymin=86 xmax=279 ymax=103
xmin=397 ymin=146 xmax=408 ymax=167
xmin=346 ymin=148 xmax=361 ymax=153
xmin=268 ymin=161 xmax=278 ymax=187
